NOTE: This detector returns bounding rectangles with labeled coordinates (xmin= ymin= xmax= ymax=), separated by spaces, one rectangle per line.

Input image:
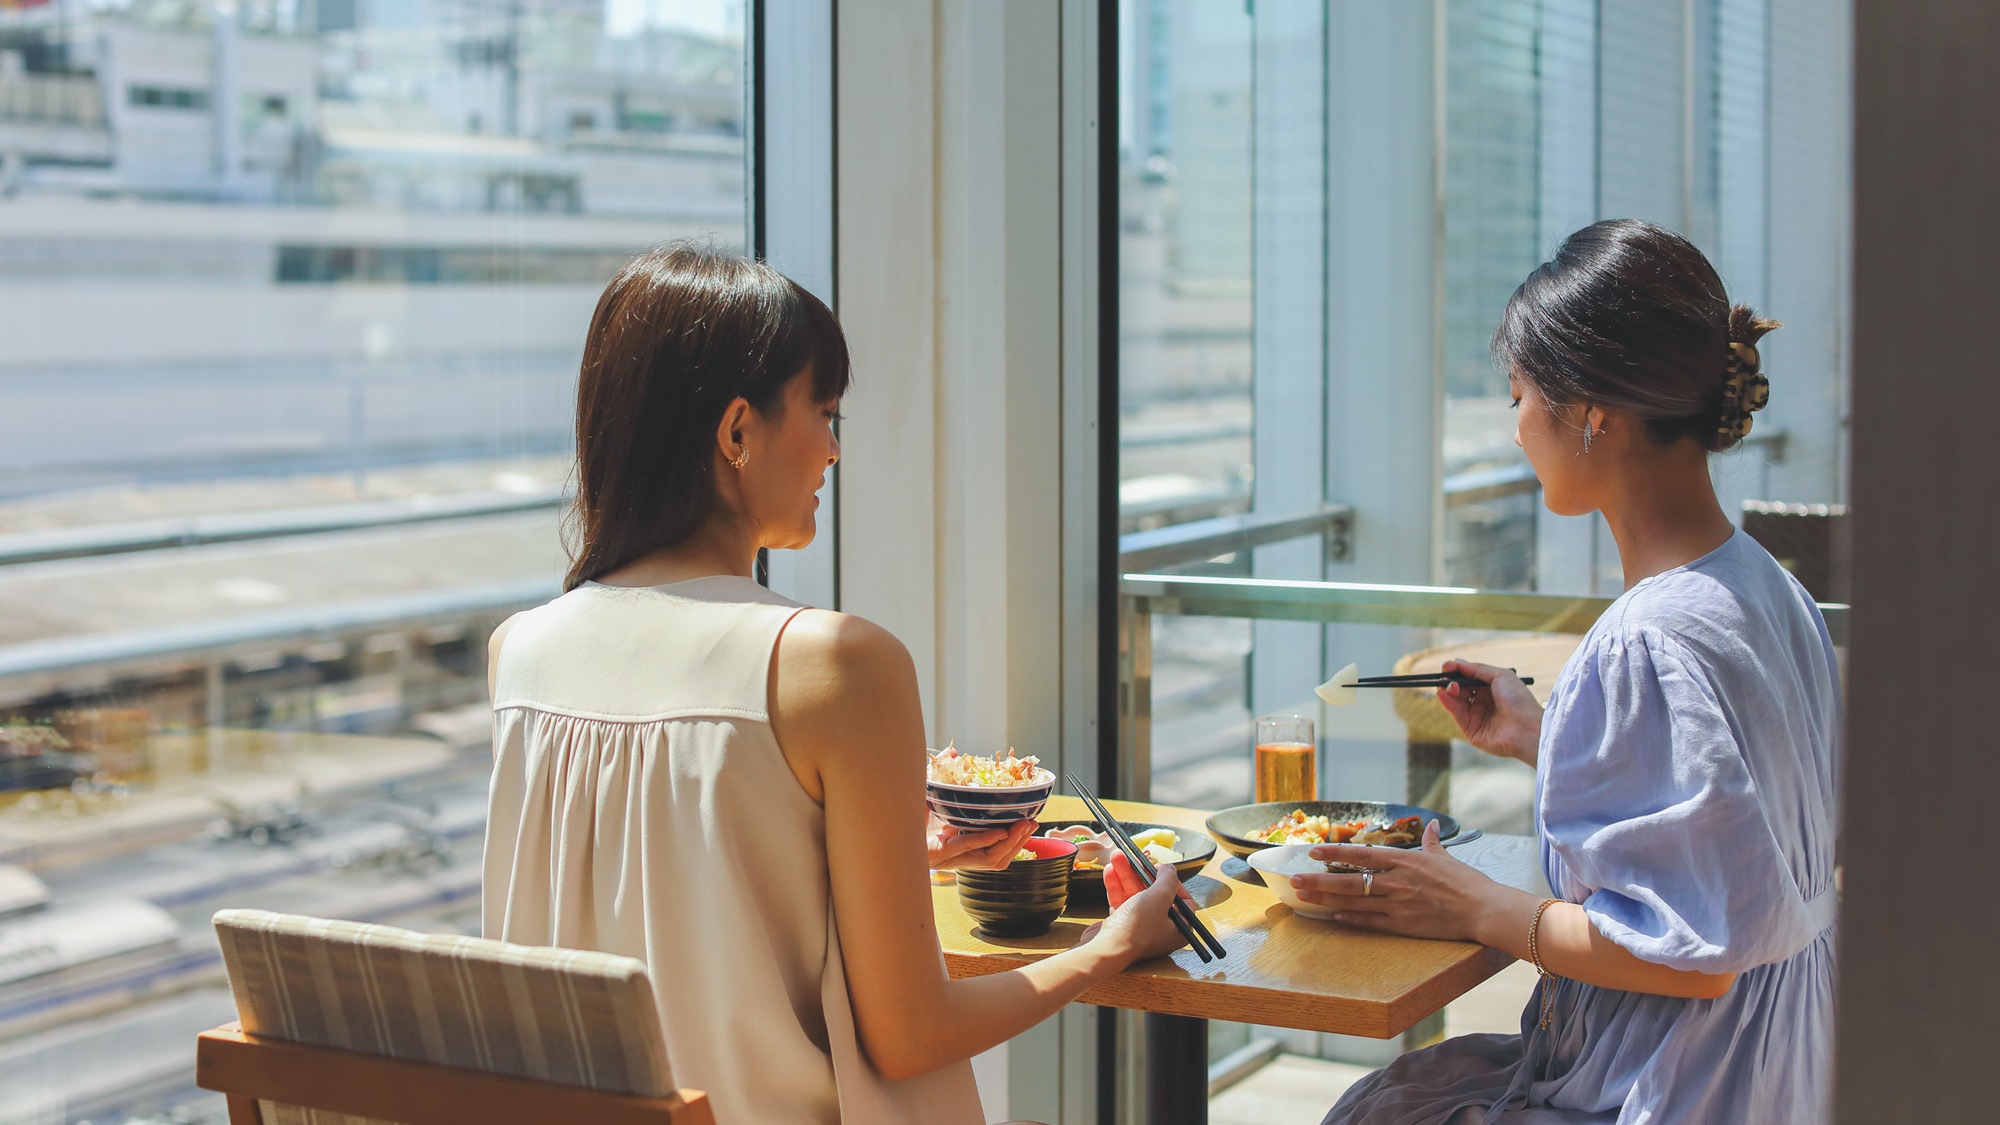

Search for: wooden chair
xmin=1741 ymin=500 xmax=1851 ymax=603
xmin=196 ymin=909 xmax=714 ymax=1125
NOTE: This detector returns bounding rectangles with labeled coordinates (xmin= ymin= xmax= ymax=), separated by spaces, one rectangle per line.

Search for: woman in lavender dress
xmin=1293 ymin=220 xmax=1839 ymax=1124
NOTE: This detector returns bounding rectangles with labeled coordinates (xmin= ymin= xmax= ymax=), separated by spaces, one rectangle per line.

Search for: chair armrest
xmin=195 ymin=1024 xmax=714 ymax=1125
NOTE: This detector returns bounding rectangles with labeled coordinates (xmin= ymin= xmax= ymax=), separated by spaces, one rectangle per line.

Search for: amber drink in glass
xmin=1254 ymin=715 xmax=1316 ymax=804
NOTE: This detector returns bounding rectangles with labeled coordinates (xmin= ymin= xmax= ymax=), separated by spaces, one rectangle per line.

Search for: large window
xmin=1119 ymin=0 xmax=1850 ymax=835
xmin=0 ymin=0 xmax=747 ymax=1118
xmin=1117 ymin=0 xmax=1849 ymax=1082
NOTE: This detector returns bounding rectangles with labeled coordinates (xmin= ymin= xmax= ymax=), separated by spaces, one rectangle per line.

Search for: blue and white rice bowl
xmin=925 ymin=769 xmax=1056 ymax=831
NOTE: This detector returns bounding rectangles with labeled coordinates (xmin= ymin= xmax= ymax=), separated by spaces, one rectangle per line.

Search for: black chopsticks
xmin=1356 ymin=671 xmax=1535 ymax=688
xmin=1065 ymin=772 xmax=1228 ymax=963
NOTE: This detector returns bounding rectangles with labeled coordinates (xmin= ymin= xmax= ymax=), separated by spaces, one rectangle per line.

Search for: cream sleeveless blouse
xmin=483 ymin=577 xmax=984 ymax=1125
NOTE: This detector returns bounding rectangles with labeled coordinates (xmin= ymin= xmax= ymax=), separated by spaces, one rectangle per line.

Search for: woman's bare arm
xmin=770 ymin=610 xmax=1191 ymax=1080
xmin=1472 ymin=887 xmax=1735 ymax=1000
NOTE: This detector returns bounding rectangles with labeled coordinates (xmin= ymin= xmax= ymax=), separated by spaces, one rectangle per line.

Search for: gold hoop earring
xmin=729 ymin=447 xmax=750 ymax=470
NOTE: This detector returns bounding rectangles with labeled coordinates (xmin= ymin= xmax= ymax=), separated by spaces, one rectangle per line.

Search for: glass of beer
xmin=1254 ymin=715 xmax=1316 ymax=804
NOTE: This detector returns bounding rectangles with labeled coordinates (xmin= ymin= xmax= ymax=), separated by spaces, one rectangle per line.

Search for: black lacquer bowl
xmin=957 ymin=836 xmax=1076 ymax=937
xmin=1204 ymin=800 xmax=1460 ymax=859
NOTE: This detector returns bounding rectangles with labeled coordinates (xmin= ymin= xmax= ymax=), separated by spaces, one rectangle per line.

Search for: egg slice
xmin=1315 ymin=662 xmax=1361 ymax=707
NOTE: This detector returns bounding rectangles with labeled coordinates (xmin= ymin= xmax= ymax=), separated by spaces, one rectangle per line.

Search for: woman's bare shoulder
xmin=485 ymin=609 xmax=533 ymax=695
xmin=776 ymin=607 xmax=912 ymax=681
xmin=769 ymin=609 xmax=923 ymax=782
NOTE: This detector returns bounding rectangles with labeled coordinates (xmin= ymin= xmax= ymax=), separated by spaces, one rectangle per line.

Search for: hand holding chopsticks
xmin=1066 ymin=773 xmax=1228 ymax=963
xmin=1318 ymin=661 xmax=1536 ymax=706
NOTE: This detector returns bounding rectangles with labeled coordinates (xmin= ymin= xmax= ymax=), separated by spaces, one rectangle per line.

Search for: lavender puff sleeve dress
xmin=1324 ymin=530 xmax=1840 ymax=1125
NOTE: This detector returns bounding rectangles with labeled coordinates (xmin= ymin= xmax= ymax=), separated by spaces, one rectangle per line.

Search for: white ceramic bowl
xmin=1245 ymin=843 xmax=1350 ymax=920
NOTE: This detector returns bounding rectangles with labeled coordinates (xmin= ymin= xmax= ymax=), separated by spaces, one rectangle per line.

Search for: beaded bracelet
xmin=1528 ymin=897 xmax=1563 ymax=1030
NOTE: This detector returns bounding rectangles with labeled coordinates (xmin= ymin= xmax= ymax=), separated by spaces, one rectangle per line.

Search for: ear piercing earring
xmin=729 ymin=447 xmax=750 ymax=470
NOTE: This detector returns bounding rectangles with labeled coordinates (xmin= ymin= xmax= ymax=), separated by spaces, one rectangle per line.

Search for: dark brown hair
xmin=564 ymin=243 xmax=849 ymax=590
xmin=1493 ymin=219 xmax=1780 ymax=452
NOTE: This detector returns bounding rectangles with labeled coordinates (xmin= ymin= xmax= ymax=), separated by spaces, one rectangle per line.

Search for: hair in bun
xmin=1718 ymin=306 xmax=1781 ymax=444
xmin=1495 ymin=219 xmax=1781 ymax=453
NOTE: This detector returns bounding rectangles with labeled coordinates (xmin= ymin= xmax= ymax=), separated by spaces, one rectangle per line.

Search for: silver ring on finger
xmin=1362 ymin=870 xmax=1375 ymax=897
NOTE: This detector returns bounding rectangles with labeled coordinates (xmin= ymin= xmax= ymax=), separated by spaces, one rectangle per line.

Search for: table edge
xmin=943 ymin=943 xmax=1516 ymax=1040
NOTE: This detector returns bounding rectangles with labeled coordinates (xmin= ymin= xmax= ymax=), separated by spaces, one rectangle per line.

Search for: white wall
xmin=835 ymin=0 xmax=942 ymax=723
xmin=833 ymin=2 xmax=1100 ymax=1119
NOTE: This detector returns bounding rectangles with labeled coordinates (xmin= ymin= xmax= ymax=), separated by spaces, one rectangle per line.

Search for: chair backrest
xmin=1742 ymin=500 xmax=1851 ymax=604
xmin=208 ymin=909 xmax=700 ymax=1125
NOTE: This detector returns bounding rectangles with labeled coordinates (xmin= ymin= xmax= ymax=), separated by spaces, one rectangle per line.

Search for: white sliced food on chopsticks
xmin=1315 ymin=662 xmax=1361 ymax=707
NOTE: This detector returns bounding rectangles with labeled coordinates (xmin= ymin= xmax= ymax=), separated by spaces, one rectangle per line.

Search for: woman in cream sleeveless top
xmin=481 ymin=245 xmax=1192 ymax=1125
xmin=486 ymin=577 xmax=975 ymax=1123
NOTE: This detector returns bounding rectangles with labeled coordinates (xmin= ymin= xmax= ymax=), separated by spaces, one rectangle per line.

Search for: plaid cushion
xmin=213 ymin=909 xmax=674 ymax=1124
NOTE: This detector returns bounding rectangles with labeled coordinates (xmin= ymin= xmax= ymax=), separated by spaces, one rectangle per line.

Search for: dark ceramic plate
xmin=1037 ymin=819 xmax=1216 ymax=901
xmin=1204 ymin=800 xmax=1460 ymax=859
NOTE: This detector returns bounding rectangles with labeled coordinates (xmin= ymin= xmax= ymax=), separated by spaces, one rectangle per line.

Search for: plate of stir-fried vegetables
xmin=1203 ymin=800 xmax=1461 ymax=859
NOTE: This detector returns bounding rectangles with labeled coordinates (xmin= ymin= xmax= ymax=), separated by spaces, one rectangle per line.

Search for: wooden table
xmin=933 ymin=796 xmax=1546 ymax=1122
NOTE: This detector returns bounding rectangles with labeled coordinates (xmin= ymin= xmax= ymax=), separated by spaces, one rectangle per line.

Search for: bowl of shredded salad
xmin=925 ymin=745 xmax=1055 ymax=829
xmin=927 ymin=745 xmax=1049 ymax=788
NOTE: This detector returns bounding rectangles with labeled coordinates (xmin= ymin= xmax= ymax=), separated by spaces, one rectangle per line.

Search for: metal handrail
xmin=1442 ymin=463 xmax=1539 ymax=508
xmin=1115 ymin=571 xmax=1851 ymax=803
xmin=1124 ymin=573 xmax=1608 ymax=634
xmin=1116 ymin=504 xmax=1352 ymax=573
xmin=0 ymin=488 xmax=565 ymax=567
xmin=0 ymin=578 xmax=558 ymax=702
xmin=1122 ymin=572 xmax=1849 ymax=644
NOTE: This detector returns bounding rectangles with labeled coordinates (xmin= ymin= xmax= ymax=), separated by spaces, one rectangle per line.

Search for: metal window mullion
xmin=756 ymin=1 xmax=839 ymax=609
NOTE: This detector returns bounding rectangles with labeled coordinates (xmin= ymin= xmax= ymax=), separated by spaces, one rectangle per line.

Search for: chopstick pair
xmin=1065 ymin=772 xmax=1228 ymax=963
xmin=1355 ymin=671 xmax=1534 ymax=689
